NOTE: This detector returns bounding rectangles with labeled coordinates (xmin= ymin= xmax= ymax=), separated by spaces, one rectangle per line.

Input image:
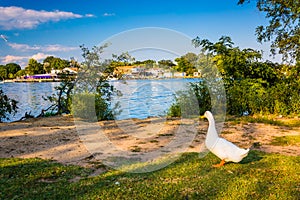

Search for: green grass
xmin=227 ymin=115 xmax=300 ymax=128
xmin=270 ymin=135 xmax=300 ymax=146
xmin=1 ymin=151 xmax=300 ymax=199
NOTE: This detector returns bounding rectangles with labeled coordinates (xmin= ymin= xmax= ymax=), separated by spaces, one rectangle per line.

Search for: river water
xmin=1 ymin=79 xmax=200 ymax=122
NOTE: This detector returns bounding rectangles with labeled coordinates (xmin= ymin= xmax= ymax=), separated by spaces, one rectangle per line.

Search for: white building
xmin=174 ymin=72 xmax=186 ymax=77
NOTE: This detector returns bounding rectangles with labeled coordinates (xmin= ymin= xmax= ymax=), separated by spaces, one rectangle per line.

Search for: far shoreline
xmin=0 ymin=76 xmax=202 ymax=84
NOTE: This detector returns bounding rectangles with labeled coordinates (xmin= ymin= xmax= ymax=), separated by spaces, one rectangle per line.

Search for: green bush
xmin=72 ymin=92 xmax=117 ymax=121
xmin=0 ymin=89 xmax=18 ymax=122
xmin=226 ymin=79 xmax=300 ymax=116
xmin=191 ymin=36 xmax=300 ymax=117
xmin=226 ymin=79 xmax=268 ymax=115
xmin=269 ymin=81 xmax=300 ymax=115
xmin=167 ymin=81 xmax=211 ymax=118
xmin=169 ymin=77 xmax=300 ymax=117
xmin=167 ymin=103 xmax=181 ymax=117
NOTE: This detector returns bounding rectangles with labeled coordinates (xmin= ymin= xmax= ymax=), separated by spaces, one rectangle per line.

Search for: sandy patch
xmin=0 ymin=115 xmax=299 ymax=168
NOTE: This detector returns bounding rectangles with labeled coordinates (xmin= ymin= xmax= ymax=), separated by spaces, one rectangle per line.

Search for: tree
xmin=43 ymin=56 xmax=70 ymax=71
xmin=73 ymin=45 xmax=121 ymax=120
xmin=15 ymin=69 xmax=26 ymax=78
xmin=192 ymin=36 xmax=262 ymax=81
xmin=43 ymin=62 xmax=51 ymax=73
xmin=46 ymin=44 xmax=120 ymax=120
xmin=112 ymin=52 xmax=135 ymax=65
xmin=238 ymin=0 xmax=300 ymax=62
xmin=158 ymin=59 xmax=175 ymax=69
xmin=6 ymin=63 xmax=21 ymax=79
xmin=133 ymin=59 xmax=156 ymax=69
xmin=0 ymin=89 xmax=18 ymax=122
xmin=25 ymin=58 xmax=44 ymax=75
xmin=183 ymin=52 xmax=198 ymax=65
xmin=70 ymin=57 xmax=81 ymax=68
xmin=54 ymin=58 xmax=69 ymax=70
xmin=0 ymin=65 xmax=8 ymax=80
xmin=192 ymin=36 xmax=300 ymax=116
xmin=0 ymin=63 xmax=21 ymax=79
xmin=174 ymin=53 xmax=197 ymax=76
xmin=143 ymin=59 xmax=156 ymax=68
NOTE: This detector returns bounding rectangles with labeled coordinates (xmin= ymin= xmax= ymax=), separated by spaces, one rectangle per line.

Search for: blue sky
xmin=0 ymin=0 xmax=279 ymax=68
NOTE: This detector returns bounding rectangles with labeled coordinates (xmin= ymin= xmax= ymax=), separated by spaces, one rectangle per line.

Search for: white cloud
xmin=2 ymin=42 xmax=79 ymax=67
xmin=103 ymin=12 xmax=115 ymax=17
xmin=31 ymin=52 xmax=52 ymax=61
xmin=8 ymin=42 xmax=79 ymax=52
xmin=1 ymin=53 xmax=53 ymax=67
xmin=0 ymin=6 xmax=93 ymax=30
xmin=1 ymin=55 xmax=27 ymax=63
xmin=8 ymin=43 xmax=40 ymax=51
xmin=85 ymin=14 xmax=96 ymax=18
xmin=42 ymin=44 xmax=79 ymax=52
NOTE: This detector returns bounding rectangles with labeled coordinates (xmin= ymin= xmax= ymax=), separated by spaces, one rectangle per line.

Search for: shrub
xmin=72 ymin=92 xmax=119 ymax=121
xmin=226 ymin=79 xmax=268 ymax=115
xmin=167 ymin=81 xmax=211 ymax=118
xmin=0 ymin=89 xmax=18 ymax=122
xmin=169 ymin=77 xmax=300 ymax=117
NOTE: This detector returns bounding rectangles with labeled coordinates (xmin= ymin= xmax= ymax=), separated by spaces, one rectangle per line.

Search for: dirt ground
xmin=0 ymin=115 xmax=299 ymax=168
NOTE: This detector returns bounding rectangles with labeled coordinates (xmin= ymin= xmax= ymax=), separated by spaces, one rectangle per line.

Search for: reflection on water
xmin=1 ymin=79 xmax=199 ymax=122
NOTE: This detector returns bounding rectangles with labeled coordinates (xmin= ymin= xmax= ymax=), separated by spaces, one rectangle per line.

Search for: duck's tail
xmin=240 ymin=148 xmax=250 ymax=158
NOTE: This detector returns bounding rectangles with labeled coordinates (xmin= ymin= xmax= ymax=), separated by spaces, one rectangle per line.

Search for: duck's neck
xmin=206 ymin=117 xmax=219 ymax=140
xmin=207 ymin=116 xmax=215 ymax=127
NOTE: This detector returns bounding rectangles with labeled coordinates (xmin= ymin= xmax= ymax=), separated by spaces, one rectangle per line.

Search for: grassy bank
xmin=1 ymin=151 xmax=299 ymax=199
xmin=227 ymin=115 xmax=300 ymax=128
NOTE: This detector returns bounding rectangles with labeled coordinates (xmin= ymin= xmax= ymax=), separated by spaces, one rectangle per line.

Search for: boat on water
xmin=1 ymin=73 xmax=67 ymax=83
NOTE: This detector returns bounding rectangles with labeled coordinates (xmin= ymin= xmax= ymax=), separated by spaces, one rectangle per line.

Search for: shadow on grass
xmin=240 ymin=150 xmax=264 ymax=164
xmin=0 ymin=158 xmax=91 ymax=199
xmin=1 ymin=151 xmax=300 ymax=200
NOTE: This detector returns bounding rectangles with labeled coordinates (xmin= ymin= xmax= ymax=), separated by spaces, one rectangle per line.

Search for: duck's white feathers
xmin=204 ymin=111 xmax=249 ymax=163
xmin=208 ymin=138 xmax=250 ymax=162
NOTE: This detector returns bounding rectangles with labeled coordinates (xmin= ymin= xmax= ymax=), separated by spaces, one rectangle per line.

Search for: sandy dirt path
xmin=0 ymin=115 xmax=299 ymax=168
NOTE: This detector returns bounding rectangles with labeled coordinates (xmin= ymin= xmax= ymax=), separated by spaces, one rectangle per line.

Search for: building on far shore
xmin=13 ymin=67 xmax=79 ymax=82
xmin=14 ymin=73 xmax=59 ymax=82
xmin=51 ymin=67 xmax=78 ymax=75
xmin=24 ymin=74 xmax=57 ymax=80
xmin=193 ymin=70 xmax=201 ymax=77
xmin=173 ymin=72 xmax=186 ymax=78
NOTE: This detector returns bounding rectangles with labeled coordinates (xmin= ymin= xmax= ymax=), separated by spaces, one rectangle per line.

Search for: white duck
xmin=203 ymin=111 xmax=250 ymax=167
